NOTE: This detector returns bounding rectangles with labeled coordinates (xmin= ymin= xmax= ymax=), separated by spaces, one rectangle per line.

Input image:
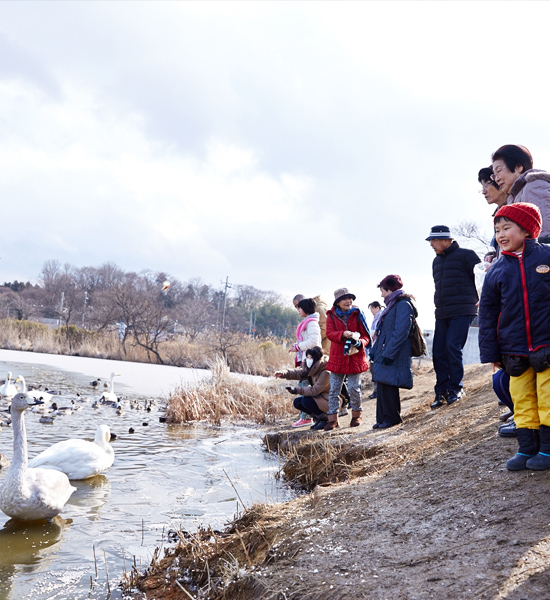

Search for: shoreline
xmin=128 ymin=364 xmax=550 ymax=600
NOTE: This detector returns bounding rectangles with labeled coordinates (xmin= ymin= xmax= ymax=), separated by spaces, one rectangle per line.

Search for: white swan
xmin=16 ymin=376 xmax=53 ymax=403
xmin=28 ymin=424 xmax=115 ymax=480
xmin=0 ymin=393 xmax=76 ymax=521
xmin=100 ymin=372 xmax=121 ymax=403
xmin=0 ymin=373 xmax=18 ymax=398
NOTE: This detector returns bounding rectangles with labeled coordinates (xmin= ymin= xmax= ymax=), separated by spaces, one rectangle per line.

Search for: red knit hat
xmin=494 ymin=202 xmax=542 ymax=239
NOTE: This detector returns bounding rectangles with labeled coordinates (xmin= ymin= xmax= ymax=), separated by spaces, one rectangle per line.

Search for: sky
xmin=2 ymin=1 xmax=550 ymax=329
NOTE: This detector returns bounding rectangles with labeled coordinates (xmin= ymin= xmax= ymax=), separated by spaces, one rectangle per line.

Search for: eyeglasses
xmin=479 ymin=180 xmax=499 ymax=192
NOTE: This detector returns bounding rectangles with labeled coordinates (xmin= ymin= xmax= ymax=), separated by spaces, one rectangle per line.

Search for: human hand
xmin=274 ymin=372 xmax=283 ymax=378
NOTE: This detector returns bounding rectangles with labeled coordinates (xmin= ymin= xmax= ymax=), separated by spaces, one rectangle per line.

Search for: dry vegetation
xmin=0 ymin=319 xmax=292 ymax=375
xmin=127 ymin=364 xmax=550 ymax=600
xmin=164 ymin=358 xmax=295 ymax=425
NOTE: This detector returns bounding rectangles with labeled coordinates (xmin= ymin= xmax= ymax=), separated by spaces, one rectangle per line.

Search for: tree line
xmin=0 ymin=261 xmax=299 ymax=363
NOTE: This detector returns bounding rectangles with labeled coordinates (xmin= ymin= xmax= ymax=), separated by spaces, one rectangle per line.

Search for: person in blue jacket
xmin=370 ymin=274 xmax=416 ymax=429
xmin=479 ymin=202 xmax=550 ymax=471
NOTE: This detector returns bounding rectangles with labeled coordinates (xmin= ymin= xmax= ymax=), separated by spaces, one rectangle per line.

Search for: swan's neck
xmin=18 ymin=376 xmax=26 ymax=393
xmin=8 ymin=409 xmax=28 ymax=486
xmin=110 ymin=375 xmax=116 ymax=394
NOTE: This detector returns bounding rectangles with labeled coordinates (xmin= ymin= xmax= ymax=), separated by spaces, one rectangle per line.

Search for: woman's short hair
xmin=368 ymin=301 xmax=382 ymax=309
xmin=297 ymin=298 xmax=317 ymax=315
xmin=492 ymin=145 xmax=533 ymax=174
xmin=478 ymin=166 xmax=500 ymax=189
xmin=305 ymin=346 xmax=323 ymax=363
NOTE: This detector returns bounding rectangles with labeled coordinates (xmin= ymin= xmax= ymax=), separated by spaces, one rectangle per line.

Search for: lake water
xmin=0 ymin=350 xmax=292 ymax=600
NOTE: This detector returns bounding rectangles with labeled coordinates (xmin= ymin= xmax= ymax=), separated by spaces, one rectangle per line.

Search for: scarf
xmin=376 ymin=290 xmax=405 ymax=333
xmin=334 ymin=306 xmax=372 ymax=350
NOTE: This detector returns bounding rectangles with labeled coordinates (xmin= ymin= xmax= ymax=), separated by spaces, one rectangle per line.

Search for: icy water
xmin=0 ymin=350 xmax=291 ymax=600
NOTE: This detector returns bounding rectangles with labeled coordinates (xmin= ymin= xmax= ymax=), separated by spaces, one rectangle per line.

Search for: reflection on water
xmin=0 ymin=517 xmax=68 ymax=600
xmin=0 ymin=352 xmax=292 ymax=600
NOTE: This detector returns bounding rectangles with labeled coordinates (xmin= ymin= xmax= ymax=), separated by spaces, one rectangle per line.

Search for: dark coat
xmin=432 ymin=241 xmax=480 ymax=319
xmin=478 ymin=239 xmax=550 ymax=362
xmin=278 ymin=355 xmax=331 ymax=412
xmin=325 ymin=308 xmax=370 ymax=375
xmin=370 ymin=296 xmax=416 ymax=389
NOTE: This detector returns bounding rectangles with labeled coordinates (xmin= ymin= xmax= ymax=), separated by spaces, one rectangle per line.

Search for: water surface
xmin=0 ymin=350 xmax=290 ymax=600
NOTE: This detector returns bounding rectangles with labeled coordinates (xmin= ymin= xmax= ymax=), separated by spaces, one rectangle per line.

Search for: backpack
xmin=410 ymin=317 xmax=427 ymax=357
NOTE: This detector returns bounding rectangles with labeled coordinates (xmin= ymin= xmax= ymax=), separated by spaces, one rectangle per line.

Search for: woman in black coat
xmin=370 ymin=275 xmax=417 ymax=429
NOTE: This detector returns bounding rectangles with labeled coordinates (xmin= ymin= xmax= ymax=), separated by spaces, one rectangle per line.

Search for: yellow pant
xmin=510 ymin=367 xmax=550 ymax=429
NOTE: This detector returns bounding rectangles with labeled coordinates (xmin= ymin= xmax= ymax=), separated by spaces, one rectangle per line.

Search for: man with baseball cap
xmin=426 ymin=225 xmax=481 ymax=408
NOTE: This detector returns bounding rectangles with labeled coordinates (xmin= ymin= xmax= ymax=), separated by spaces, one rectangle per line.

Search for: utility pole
xmin=219 ymin=276 xmax=232 ymax=344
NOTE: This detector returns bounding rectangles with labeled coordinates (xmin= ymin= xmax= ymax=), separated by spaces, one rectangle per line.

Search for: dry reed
xmin=0 ymin=319 xmax=292 ymax=375
xmin=165 ymin=357 xmax=294 ymax=425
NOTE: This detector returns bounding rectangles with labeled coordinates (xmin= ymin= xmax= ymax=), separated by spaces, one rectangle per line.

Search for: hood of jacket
xmin=510 ymin=169 xmax=550 ymax=198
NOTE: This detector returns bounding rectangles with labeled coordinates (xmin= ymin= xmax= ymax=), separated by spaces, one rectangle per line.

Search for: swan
xmin=15 ymin=377 xmax=53 ymax=403
xmin=100 ymin=372 xmax=121 ymax=403
xmin=0 ymin=373 xmax=18 ymax=398
xmin=0 ymin=393 xmax=76 ymax=521
xmin=28 ymin=424 xmax=115 ymax=480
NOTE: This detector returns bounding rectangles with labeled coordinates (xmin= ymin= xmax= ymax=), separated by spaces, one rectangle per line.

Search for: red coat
xmin=325 ymin=308 xmax=370 ymax=374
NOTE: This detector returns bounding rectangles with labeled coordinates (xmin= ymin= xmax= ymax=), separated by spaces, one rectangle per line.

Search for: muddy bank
xmin=130 ymin=365 xmax=550 ymax=600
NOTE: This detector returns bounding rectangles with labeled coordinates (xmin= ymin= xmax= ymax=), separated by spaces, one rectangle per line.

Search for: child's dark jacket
xmin=479 ymin=239 xmax=550 ymax=363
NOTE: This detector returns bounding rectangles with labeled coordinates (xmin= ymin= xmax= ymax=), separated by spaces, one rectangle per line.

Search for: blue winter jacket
xmin=478 ymin=239 xmax=550 ymax=363
xmin=371 ymin=295 xmax=416 ymax=389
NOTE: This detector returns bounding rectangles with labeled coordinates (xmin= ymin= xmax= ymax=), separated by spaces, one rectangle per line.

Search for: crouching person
xmin=479 ymin=202 xmax=550 ymax=471
xmin=274 ymin=346 xmax=330 ymax=431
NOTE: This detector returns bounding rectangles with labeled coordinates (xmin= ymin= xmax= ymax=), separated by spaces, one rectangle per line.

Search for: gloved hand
xmin=286 ymin=386 xmax=298 ymax=395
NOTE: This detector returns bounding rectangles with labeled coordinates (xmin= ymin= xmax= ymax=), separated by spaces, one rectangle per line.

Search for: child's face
xmin=495 ymin=219 xmax=529 ymax=253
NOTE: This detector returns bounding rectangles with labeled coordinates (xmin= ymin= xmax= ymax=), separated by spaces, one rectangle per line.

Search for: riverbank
xmin=130 ymin=364 xmax=550 ymax=600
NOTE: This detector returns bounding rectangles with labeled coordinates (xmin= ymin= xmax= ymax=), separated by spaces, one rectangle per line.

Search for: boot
xmin=350 ymin=410 xmax=362 ymax=427
xmin=507 ymin=428 xmax=540 ymax=471
xmin=323 ymin=413 xmax=339 ymax=431
xmin=526 ymin=424 xmax=550 ymax=470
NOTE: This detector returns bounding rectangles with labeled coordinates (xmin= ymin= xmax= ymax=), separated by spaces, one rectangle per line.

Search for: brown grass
xmin=0 ymin=319 xmax=292 ymax=375
xmin=165 ymin=357 xmax=295 ymax=425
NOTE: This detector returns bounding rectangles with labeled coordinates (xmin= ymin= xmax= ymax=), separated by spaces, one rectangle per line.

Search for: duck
xmin=0 ymin=393 xmax=76 ymax=521
xmin=100 ymin=372 xmax=121 ymax=403
xmin=15 ymin=377 xmax=54 ymax=404
xmin=0 ymin=373 xmax=18 ymax=398
xmin=28 ymin=424 xmax=115 ymax=480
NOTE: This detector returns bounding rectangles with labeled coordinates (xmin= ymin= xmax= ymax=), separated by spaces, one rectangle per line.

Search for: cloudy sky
xmin=1 ymin=1 xmax=550 ymax=328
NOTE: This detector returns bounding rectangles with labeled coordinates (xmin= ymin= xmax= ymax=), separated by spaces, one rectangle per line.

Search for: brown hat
xmin=378 ymin=274 xmax=403 ymax=292
xmin=333 ymin=287 xmax=356 ymax=306
xmin=494 ymin=202 xmax=542 ymax=239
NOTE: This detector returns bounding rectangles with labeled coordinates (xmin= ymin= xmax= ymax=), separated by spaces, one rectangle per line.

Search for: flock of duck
xmin=0 ymin=370 xmax=152 ymax=523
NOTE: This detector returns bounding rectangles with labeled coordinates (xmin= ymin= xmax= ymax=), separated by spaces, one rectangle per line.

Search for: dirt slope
xmin=133 ymin=365 xmax=550 ymax=600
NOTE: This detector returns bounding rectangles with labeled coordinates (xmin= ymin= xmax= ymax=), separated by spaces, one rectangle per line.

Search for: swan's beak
xmin=27 ymin=397 xmax=44 ymax=406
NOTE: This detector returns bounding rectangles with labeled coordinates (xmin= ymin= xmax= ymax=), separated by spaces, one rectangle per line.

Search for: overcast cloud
xmin=1 ymin=1 xmax=550 ymax=328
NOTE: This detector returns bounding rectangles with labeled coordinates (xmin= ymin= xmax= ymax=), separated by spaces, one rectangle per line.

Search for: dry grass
xmin=0 ymin=319 xmax=292 ymax=375
xmin=165 ymin=357 xmax=295 ymax=425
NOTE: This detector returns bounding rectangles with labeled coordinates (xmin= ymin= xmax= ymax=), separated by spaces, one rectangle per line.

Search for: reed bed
xmin=165 ymin=358 xmax=294 ymax=425
xmin=0 ymin=319 xmax=291 ymax=375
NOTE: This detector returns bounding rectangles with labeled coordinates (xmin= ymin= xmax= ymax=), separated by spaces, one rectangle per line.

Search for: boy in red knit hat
xmin=479 ymin=202 xmax=550 ymax=470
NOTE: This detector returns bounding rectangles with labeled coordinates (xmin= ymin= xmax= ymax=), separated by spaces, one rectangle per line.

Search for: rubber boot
xmin=323 ymin=413 xmax=339 ymax=431
xmin=526 ymin=425 xmax=550 ymax=470
xmin=350 ymin=410 xmax=362 ymax=427
xmin=507 ymin=428 xmax=540 ymax=471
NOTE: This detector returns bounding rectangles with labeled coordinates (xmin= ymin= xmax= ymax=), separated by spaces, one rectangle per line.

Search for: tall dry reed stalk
xmin=165 ymin=357 xmax=294 ymax=425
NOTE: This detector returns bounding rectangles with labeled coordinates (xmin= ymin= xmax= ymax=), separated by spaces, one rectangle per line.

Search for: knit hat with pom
xmin=494 ymin=202 xmax=542 ymax=239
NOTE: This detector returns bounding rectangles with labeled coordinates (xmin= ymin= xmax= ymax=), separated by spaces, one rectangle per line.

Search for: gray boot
xmin=507 ymin=428 xmax=540 ymax=471
xmin=526 ymin=424 xmax=550 ymax=470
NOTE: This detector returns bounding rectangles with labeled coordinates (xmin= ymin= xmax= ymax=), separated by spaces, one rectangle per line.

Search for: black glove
xmin=286 ymin=386 xmax=298 ymax=395
xmin=529 ymin=348 xmax=550 ymax=373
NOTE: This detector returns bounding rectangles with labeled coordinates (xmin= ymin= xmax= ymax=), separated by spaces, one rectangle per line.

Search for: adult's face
xmin=429 ymin=239 xmax=453 ymax=255
xmin=380 ymin=287 xmax=391 ymax=299
xmin=369 ymin=306 xmax=380 ymax=316
xmin=492 ymin=159 xmax=523 ymax=195
xmin=480 ymin=179 xmax=507 ymax=207
xmin=337 ymin=297 xmax=354 ymax=311
xmin=297 ymin=307 xmax=307 ymax=318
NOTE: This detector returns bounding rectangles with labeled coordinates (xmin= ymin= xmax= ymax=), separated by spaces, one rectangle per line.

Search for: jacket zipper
xmin=518 ymin=253 xmax=534 ymax=351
